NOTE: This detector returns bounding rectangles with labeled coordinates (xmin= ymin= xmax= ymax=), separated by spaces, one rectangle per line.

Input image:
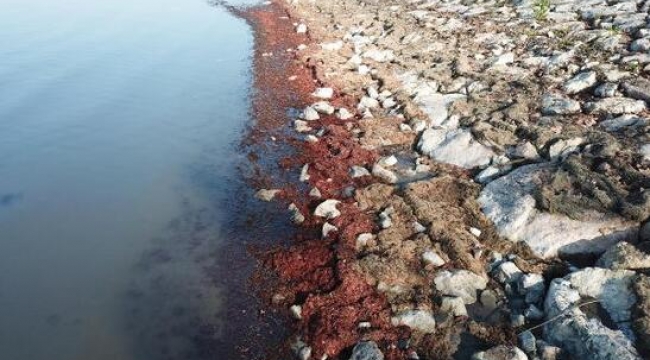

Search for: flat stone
xmin=314 ymin=199 xmax=341 ymax=219
xmin=548 ymin=137 xmax=584 ymax=160
xmin=600 ymin=115 xmax=648 ymax=132
xmin=434 ymin=270 xmax=487 ymax=304
xmin=478 ymin=164 xmax=636 ymax=258
xmin=411 ymin=92 xmax=466 ymax=127
xmin=311 ymin=87 xmax=334 ymax=99
xmin=621 ymin=78 xmax=650 ymax=103
xmin=544 ymin=278 xmax=641 ymax=360
xmin=391 ymin=309 xmax=436 ymax=333
xmin=585 ymin=97 xmax=647 ymax=115
xmin=541 ymin=94 xmax=581 ymax=115
xmin=472 ymin=346 xmax=528 ymax=360
xmin=349 ymin=341 xmax=384 ymax=360
xmin=418 ymin=128 xmax=495 ymax=169
xmin=594 ymin=82 xmax=619 ymax=98
xmin=563 ymin=71 xmax=598 ymax=94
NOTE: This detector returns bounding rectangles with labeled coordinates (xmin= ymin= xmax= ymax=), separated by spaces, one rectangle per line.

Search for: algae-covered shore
xmin=242 ymin=0 xmax=650 ymax=358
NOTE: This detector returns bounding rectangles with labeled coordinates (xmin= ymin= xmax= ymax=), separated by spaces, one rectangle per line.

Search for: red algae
xmin=238 ymin=1 xmax=409 ymax=359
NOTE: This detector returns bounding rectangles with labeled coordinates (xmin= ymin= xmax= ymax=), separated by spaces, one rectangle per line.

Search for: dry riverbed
xmin=245 ymin=0 xmax=650 ymax=359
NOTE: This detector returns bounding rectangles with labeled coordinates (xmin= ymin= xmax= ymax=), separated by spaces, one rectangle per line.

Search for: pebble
xmin=422 ymin=250 xmax=446 ymax=267
xmin=302 ymin=106 xmax=320 ymax=121
xmin=314 ymin=199 xmax=341 ymax=219
xmin=312 ymin=101 xmax=335 ymax=115
xmin=311 ymin=87 xmax=334 ymax=99
xmin=255 ymin=189 xmax=280 ymax=201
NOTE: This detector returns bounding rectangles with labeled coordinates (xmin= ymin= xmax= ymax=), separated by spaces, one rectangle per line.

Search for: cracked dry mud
xmin=247 ymin=0 xmax=650 ymax=359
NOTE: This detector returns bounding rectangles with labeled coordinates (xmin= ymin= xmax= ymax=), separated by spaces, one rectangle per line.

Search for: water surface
xmin=0 ymin=0 xmax=256 ymax=359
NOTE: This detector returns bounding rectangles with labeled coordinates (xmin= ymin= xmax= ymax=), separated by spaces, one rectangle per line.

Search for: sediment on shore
xmin=242 ymin=0 xmax=650 ymax=359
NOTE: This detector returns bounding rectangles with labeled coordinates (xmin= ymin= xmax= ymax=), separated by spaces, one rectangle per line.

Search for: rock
xmin=300 ymin=164 xmax=310 ymax=182
xmin=391 ymin=309 xmax=437 ymax=333
xmin=434 ymin=270 xmax=488 ymax=304
xmin=358 ymin=96 xmax=380 ymax=110
xmin=378 ymin=207 xmax=393 ymax=229
xmin=311 ymin=87 xmax=334 ymax=99
xmin=372 ymin=164 xmax=398 ymax=184
xmin=621 ymin=78 xmax=650 ymax=103
xmin=320 ymin=40 xmax=343 ymax=51
xmin=314 ymin=199 xmax=341 ymax=219
xmin=594 ymin=83 xmax=619 ymax=98
xmin=312 ymin=101 xmax=335 ymax=115
xmin=378 ymin=155 xmax=397 ymax=167
xmin=362 ymin=49 xmax=395 ymax=63
xmin=255 ymin=189 xmax=281 ymax=201
xmin=322 ymin=222 xmax=338 ymax=238
xmin=599 ymin=115 xmax=648 ymax=132
xmin=564 ymin=267 xmax=637 ymax=324
xmin=296 ymin=23 xmax=307 ymax=34
xmin=541 ymin=94 xmax=581 ymax=115
xmin=356 ymin=233 xmax=373 ymax=248
xmin=367 ymin=87 xmax=379 ymax=99
xmin=494 ymin=261 xmax=523 ymax=284
xmin=289 ymin=203 xmax=305 ymax=224
xmin=440 ymin=296 xmax=468 ymax=317
xmin=470 ymin=227 xmax=482 ymax=237
xmin=543 ymin=278 xmax=641 ymax=360
xmin=350 ymin=166 xmax=371 ymax=178
xmin=524 ymin=304 xmax=545 ymax=320
xmin=480 ymin=289 xmax=499 ymax=312
xmin=472 ymin=346 xmax=528 ymax=360
xmin=641 ymin=220 xmax=650 ymax=242
xmin=422 ymin=250 xmax=446 ymax=267
xmin=418 ymin=128 xmax=495 ymax=169
xmin=584 ymin=97 xmax=647 ymax=115
xmin=630 ymin=38 xmax=650 ymax=52
xmin=642 ymin=144 xmax=650 ymax=161
xmin=411 ymin=92 xmax=466 ymax=127
xmin=475 ymin=166 xmax=505 ymax=184
xmin=290 ymin=304 xmax=302 ymax=320
xmin=518 ymin=273 xmax=545 ymax=304
xmin=294 ymin=120 xmax=313 ymax=133
xmin=510 ymin=142 xmax=540 ymax=161
xmin=303 ymin=106 xmax=320 ymax=121
xmin=478 ymin=164 xmax=636 ymax=258
xmin=309 ymin=187 xmax=321 ymax=198
xmin=349 ymin=341 xmax=384 ymax=360
xmin=563 ymin=71 xmax=598 ymax=94
xmin=548 ymin=137 xmax=583 ymax=160
xmin=518 ymin=331 xmax=536 ymax=355
xmin=538 ymin=343 xmax=562 ymax=360
xmin=337 ymin=108 xmax=353 ymax=120
xmin=597 ymin=242 xmax=650 ymax=270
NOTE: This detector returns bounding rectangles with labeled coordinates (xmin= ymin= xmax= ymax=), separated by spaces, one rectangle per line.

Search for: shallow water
xmin=0 ymin=0 xmax=259 ymax=359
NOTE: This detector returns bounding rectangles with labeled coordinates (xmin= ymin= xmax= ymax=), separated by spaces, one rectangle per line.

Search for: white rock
xmin=296 ymin=23 xmax=307 ymax=34
xmin=322 ymin=222 xmax=338 ymax=238
xmin=302 ymin=106 xmax=320 ymax=121
xmin=309 ymin=187 xmax=321 ymax=198
xmin=548 ymin=137 xmax=583 ymax=160
xmin=518 ymin=273 xmax=545 ymax=304
xmin=288 ymin=203 xmax=305 ymax=224
xmin=367 ymin=87 xmax=379 ymax=99
xmin=418 ymin=128 xmax=496 ymax=169
xmin=440 ymin=296 xmax=468 ymax=317
xmin=358 ymin=96 xmax=380 ymax=110
xmin=472 ymin=346 xmax=528 ymax=360
xmin=585 ymin=97 xmax=647 ymax=115
xmin=378 ymin=155 xmax=398 ymax=167
xmin=255 ymin=189 xmax=281 ymax=201
xmin=311 ymin=87 xmax=334 ymax=99
xmin=641 ymin=144 xmax=650 ymax=160
xmin=411 ymin=92 xmax=466 ymax=127
xmin=300 ymin=164 xmax=310 ymax=182
xmin=363 ymin=49 xmax=395 ymax=63
xmin=434 ymin=270 xmax=488 ymax=304
xmin=544 ymin=278 xmax=641 ymax=360
xmin=304 ymin=134 xmax=318 ymax=143
xmin=600 ymin=115 xmax=648 ymax=132
xmin=422 ymin=251 xmax=446 ymax=267
xmin=356 ymin=233 xmax=373 ymax=248
xmin=494 ymin=261 xmax=523 ymax=284
xmin=563 ymin=71 xmax=598 ymax=94
xmin=290 ymin=304 xmax=302 ymax=320
xmin=511 ymin=142 xmax=541 ymax=160
xmin=413 ymin=221 xmax=427 ymax=233
xmin=478 ymin=164 xmax=636 ymax=258
xmin=372 ymin=164 xmax=398 ymax=184
xmin=541 ymin=94 xmax=581 ymax=115
xmin=312 ymin=101 xmax=335 ymax=115
xmin=350 ymin=165 xmax=371 ymax=178
xmin=294 ymin=120 xmax=313 ymax=133
xmin=470 ymin=227 xmax=482 ymax=238
xmin=320 ymin=40 xmax=343 ymax=51
xmin=391 ymin=310 xmax=436 ymax=333
xmin=314 ymin=199 xmax=341 ymax=219
xmin=378 ymin=207 xmax=393 ymax=229
xmin=336 ymin=108 xmax=353 ymax=120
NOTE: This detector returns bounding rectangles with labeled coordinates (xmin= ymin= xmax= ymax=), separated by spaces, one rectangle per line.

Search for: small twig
xmin=518 ymin=300 xmax=600 ymax=335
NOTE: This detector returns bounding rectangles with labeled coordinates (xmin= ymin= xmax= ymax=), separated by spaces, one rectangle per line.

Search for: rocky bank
xmin=246 ymin=0 xmax=650 ymax=358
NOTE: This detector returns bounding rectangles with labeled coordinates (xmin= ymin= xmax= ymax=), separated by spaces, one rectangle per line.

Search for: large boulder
xmin=478 ymin=164 xmax=637 ymax=258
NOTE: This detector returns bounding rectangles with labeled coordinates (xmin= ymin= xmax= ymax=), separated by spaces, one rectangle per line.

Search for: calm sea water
xmin=0 ymin=0 xmax=257 ymax=359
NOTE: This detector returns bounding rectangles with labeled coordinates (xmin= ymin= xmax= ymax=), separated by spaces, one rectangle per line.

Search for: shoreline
xmin=237 ymin=0 xmax=650 ymax=359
